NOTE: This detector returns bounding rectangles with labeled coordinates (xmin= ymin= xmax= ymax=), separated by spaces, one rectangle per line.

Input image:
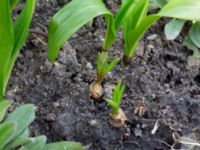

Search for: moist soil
xmin=6 ymin=0 xmax=200 ymax=150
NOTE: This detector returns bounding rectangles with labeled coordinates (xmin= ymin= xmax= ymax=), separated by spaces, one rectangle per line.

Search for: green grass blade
xmin=0 ymin=0 xmax=14 ymax=101
xmin=4 ymin=0 xmax=35 ymax=95
xmin=48 ymin=0 xmax=115 ymax=62
xmin=158 ymin=0 xmax=200 ymax=21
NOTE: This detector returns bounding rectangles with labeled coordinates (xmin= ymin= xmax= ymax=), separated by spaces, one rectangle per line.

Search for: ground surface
xmin=6 ymin=0 xmax=200 ymax=150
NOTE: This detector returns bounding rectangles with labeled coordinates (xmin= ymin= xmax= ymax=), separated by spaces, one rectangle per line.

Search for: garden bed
xmin=6 ymin=0 xmax=200 ymax=149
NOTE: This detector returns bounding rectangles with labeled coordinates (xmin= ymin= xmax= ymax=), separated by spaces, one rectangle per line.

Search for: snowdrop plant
xmin=90 ymin=52 xmax=119 ymax=100
xmin=104 ymin=81 xmax=126 ymax=128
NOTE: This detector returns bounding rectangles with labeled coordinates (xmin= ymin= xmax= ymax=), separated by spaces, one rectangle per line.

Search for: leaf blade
xmin=158 ymin=0 xmax=200 ymax=21
xmin=0 ymin=0 xmax=14 ymax=101
xmin=48 ymin=0 xmax=115 ymax=62
xmin=0 ymin=100 xmax=10 ymax=122
xmin=164 ymin=19 xmax=185 ymax=40
xmin=4 ymin=0 xmax=35 ymax=95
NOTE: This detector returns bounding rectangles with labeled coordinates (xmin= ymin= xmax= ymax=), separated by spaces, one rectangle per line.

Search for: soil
xmin=5 ymin=0 xmax=200 ymax=150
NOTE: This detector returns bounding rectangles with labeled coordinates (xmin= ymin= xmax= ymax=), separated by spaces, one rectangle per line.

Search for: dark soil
xmin=6 ymin=0 xmax=200 ymax=150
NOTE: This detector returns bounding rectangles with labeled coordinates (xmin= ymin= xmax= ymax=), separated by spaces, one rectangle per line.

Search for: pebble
xmin=134 ymin=124 xmax=142 ymax=137
xmin=46 ymin=113 xmax=56 ymax=121
xmin=89 ymin=119 xmax=98 ymax=126
xmin=52 ymin=102 xmax=60 ymax=108
xmin=86 ymin=62 xmax=93 ymax=70
xmin=147 ymin=34 xmax=158 ymax=40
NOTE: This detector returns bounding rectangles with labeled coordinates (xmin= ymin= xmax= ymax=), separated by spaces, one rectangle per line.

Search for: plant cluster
xmin=1 ymin=0 xmax=200 ymax=148
xmin=47 ymin=0 xmax=200 ymax=126
xmin=150 ymin=0 xmax=200 ymax=60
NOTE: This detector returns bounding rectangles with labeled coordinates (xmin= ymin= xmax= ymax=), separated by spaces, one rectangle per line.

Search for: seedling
xmin=104 ymin=81 xmax=127 ymax=128
xmin=48 ymin=0 xmax=200 ymax=66
xmin=90 ymin=52 xmax=119 ymax=100
xmin=116 ymin=0 xmax=200 ymax=65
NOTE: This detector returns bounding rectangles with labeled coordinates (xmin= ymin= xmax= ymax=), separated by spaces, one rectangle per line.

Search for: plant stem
xmin=111 ymin=107 xmax=118 ymax=116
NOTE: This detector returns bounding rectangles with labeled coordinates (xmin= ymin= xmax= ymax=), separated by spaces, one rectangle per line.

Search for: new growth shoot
xmin=90 ymin=52 xmax=119 ymax=100
xmin=96 ymin=52 xmax=119 ymax=83
xmin=105 ymin=80 xmax=127 ymax=128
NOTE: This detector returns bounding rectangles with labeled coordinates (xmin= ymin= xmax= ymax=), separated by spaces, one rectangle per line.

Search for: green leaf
xmin=0 ymin=0 xmax=14 ymax=101
xmin=4 ymin=137 xmax=33 ymax=150
xmin=149 ymin=0 xmax=168 ymax=9
xmin=158 ymin=0 xmax=200 ymax=21
xmin=4 ymin=0 xmax=36 ymax=95
xmin=22 ymin=136 xmax=46 ymax=150
xmin=42 ymin=141 xmax=85 ymax=150
xmin=183 ymin=35 xmax=200 ymax=60
xmin=105 ymin=98 xmax=117 ymax=108
xmin=10 ymin=0 xmax=20 ymax=11
xmin=0 ymin=100 xmax=10 ymax=122
xmin=124 ymin=15 xmax=159 ymax=58
xmin=104 ymin=58 xmax=119 ymax=74
xmin=123 ymin=0 xmax=200 ymax=61
xmin=189 ymin=22 xmax=200 ymax=48
xmin=48 ymin=0 xmax=115 ymax=62
xmin=117 ymin=0 xmax=149 ymax=53
xmin=0 ymin=123 xmax=15 ymax=149
xmin=115 ymin=0 xmax=137 ymax=30
xmin=164 ymin=19 xmax=185 ymax=40
xmin=5 ymin=104 xmax=35 ymax=141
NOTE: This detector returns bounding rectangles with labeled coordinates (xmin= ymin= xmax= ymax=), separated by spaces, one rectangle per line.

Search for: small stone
xmin=147 ymin=34 xmax=158 ymax=40
xmin=147 ymin=44 xmax=154 ymax=49
xmin=86 ymin=62 xmax=93 ymax=70
xmin=43 ymin=92 xmax=48 ymax=98
xmin=134 ymin=124 xmax=142 ymax=137
xmin=46 ymin=113 xmax=56 ymax=121
xmin=151 ymin=94 xmax=157 ymax=100
xmin=54 ymin=61 xmax=60 ymax=67
xmin=89 ymin=119 xmax=98 ymax=126
xmin=52 ymin=102 xmax=60 ymax=108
